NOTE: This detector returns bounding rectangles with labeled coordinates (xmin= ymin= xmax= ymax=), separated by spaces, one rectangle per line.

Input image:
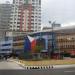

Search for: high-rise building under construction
xmin=10 ymin=0 xmax=41 ymax=32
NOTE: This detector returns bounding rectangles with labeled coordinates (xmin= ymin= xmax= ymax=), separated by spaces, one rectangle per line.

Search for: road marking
xmin=64 ymin=71 xmax=75 ymax=73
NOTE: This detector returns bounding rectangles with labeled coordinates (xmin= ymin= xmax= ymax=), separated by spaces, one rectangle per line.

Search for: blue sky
xmin=1 ymin=0 xmax=75 ymax=27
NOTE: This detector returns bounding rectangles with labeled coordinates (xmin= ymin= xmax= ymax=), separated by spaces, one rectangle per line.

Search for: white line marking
xmin=64 ymin=71 xmax=75 ymax=73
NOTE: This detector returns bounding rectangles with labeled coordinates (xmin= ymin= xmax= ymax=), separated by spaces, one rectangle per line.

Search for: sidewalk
xmin=8 ymin=58 xmax=75 ymax=69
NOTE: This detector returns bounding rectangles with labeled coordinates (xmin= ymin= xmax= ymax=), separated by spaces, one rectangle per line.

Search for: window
xmin=10 ymin=22 xmax=13 ymax=24
xmin=31 ymin=16 xmax=34 ymax=18
xmin=35 ymin=23 xmax=37 ymax=24
xmin=17 ymin=26 xmax=20 ymax=28
xmin=13 ymin=0 xmax=15 ymax=4
xmin=17 ymin=22 xmax=20 ymax=24
xmin=14 ymin=22 xmax=16 ymax=23
xmin=39 ymin=0 xmax=41 ymax=5
xmin=32 ymin=0 xmax=35 ymax=1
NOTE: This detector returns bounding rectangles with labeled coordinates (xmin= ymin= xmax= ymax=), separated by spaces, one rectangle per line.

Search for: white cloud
xmin=42 ymin=0 xmax=75 ymax=27
xmin=0 ymin=0 xmax=12 ymax=3
xmin=62 ymin=22 xmax=75 ymax=27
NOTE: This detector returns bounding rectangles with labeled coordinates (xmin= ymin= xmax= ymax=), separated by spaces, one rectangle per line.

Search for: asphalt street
xmin=0 ymin=60 xmax=24 ymax=69
xmin=0 ymin=60 xmax=75 ymax=75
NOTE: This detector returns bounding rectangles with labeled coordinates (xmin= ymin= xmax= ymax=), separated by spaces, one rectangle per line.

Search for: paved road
xmin=0 ymin=60 xmax=24 ymax=69
xmin=0 ymin=60 xmax=75 ymax=75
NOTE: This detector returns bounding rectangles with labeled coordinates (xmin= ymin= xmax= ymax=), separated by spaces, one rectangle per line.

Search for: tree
xmin=34 ymin=45 xmax=42 ymax=53
xmin=32 ymin=45 xmax=43 ymax=60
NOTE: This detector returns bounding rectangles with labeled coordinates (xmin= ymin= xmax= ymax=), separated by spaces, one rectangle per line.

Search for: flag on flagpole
xmin=24 ymin=36 xmax=36 ymax=53
xmin=24 ymin=36 xmax=31 ymax=52
xmin=27 ymin=36 xmax=36 ymax=53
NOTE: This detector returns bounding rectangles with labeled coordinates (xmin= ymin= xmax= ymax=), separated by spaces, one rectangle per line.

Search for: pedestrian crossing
xmin=23 ymin=66 xmax=53 ymax=70
xmin=9 ymin=59 xmax=54 ymax=70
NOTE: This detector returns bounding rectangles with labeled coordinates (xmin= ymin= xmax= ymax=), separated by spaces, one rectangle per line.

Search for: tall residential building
xmin=0 ymin=3 xmax=12 ymax=41
xmin=0 ymin=4 xmax=12 ymax=30
xmin=10 ymin=0 xmax=41 ymax=32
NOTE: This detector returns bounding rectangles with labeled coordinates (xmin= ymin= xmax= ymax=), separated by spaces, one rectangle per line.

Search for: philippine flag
xmin=27 ymin=36 xmax=36 ymax=53
xmin=24 ymin=36 xmax=36 ymax=53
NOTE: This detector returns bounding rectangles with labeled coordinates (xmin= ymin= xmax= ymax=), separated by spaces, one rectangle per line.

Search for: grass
xmin=19 ymin=59 xmax=75 ymax=66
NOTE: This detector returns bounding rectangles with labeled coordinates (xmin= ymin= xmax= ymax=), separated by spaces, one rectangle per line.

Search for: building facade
xmin=3 ymin=26 xmax=75 ymax=59
xmin=56 ymin=32 xmax=75 ymax=56
xmin=0 ymin=3 xmax=12 ymax=41
xmin=10 ymin=0 xmax=41 ymax=32
xmin=0 ymin=4 xmax=12 ymax=30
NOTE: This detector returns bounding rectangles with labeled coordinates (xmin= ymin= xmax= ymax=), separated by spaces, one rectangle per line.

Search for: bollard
xmin=41 ymin=66 xmax=43 ymax=69
xmin=49 ymin=66 xmax=50 ymax=69
xmin=51 ymin=65 xmax=53 ymax=68
xmin=27 ymin=67 xmax=29 ymax=69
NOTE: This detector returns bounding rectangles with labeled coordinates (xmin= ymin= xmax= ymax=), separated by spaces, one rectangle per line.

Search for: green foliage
xmin=34 ymin=45 xmax=42 ymax=53
xmin=63 ymin=53 xmax=70 ymax=57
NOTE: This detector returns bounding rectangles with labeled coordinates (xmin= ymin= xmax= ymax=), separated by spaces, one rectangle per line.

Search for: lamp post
xmin=49 ymin=21 xmax=55 ymax=58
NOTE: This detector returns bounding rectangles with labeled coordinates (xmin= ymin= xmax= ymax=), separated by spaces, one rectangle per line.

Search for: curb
xmin=9 ymin=59 xmax=54 ymax=69
xmin=18 ymin=60 xmax=54 ymax=69
xmin=8 ymin=59 xmax=75 ymax=70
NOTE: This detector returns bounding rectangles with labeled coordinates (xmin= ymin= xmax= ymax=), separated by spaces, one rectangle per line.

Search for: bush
xmin=71 ymin=55 xmax=75 ymax=58
xmin=63 ymin=53 xmax=70 ymax=57
xmin=34 ymin=45 xmax=42 ymax=53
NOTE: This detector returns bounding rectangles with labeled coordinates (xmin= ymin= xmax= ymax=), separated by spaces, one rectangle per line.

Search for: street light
xmin=49 ymin=21 xmax=56 ymax=58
